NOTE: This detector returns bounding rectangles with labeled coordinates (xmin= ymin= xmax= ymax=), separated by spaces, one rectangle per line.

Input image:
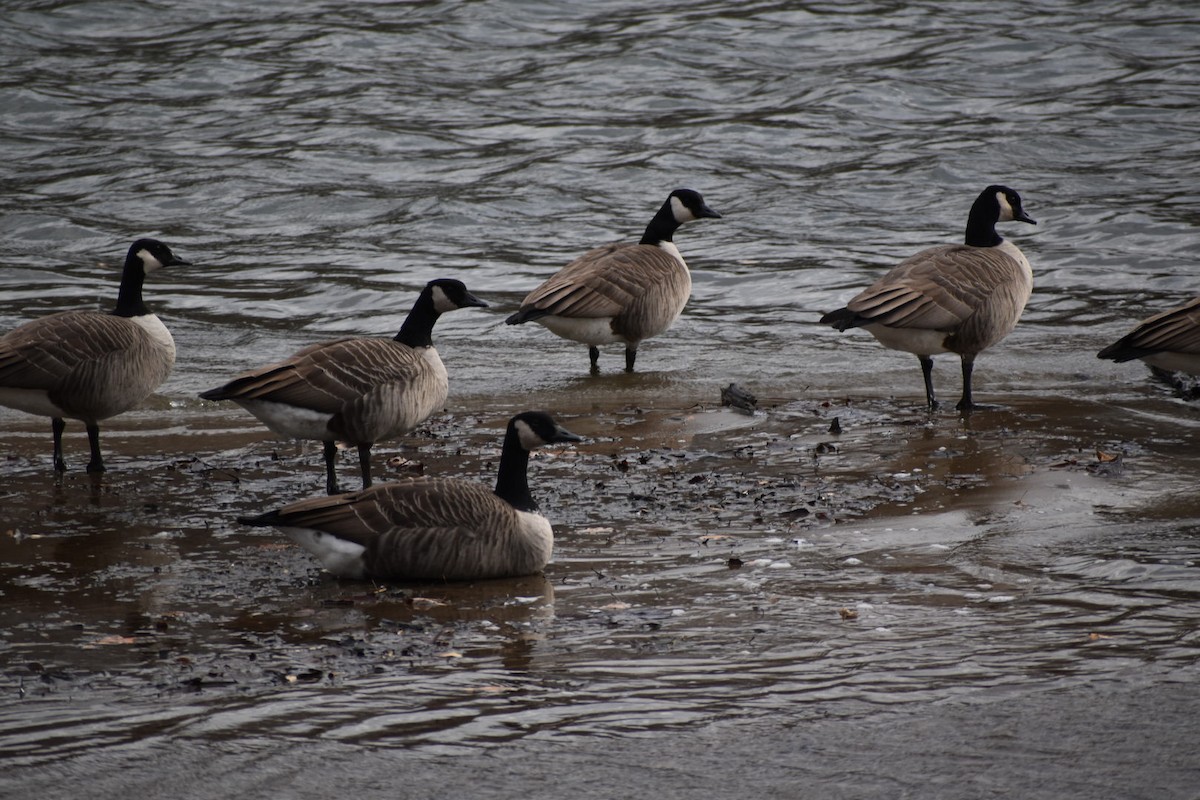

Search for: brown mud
xmin=3 ymin=381 xmax=1197 ymax=705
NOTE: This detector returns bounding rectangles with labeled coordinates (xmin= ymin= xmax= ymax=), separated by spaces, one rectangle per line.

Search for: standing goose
xmin=0 ymin=238 xmax=189 ymax=472
xmin=200 ymin=278 xmax=488 ymax=494
xmin=506 ymin=188 xmax=722 ymax=373
xmin=820 ymin=185 xmax=1037 ymax=411
xmin=1097 ymin=296 xmax=1200 ymax=377
xmin=239 ymin=411 xmax=583 ymax=582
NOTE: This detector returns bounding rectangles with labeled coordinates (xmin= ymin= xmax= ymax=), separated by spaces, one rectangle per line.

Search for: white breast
xmin=996 ymin=239 xmax=1033 ymax=287
xmin=418 ymin=346 xmax=449 ymax=395
xmin=132 ymin=313 xmax=177 ymax=361
xmin=657 ymin=240 xmax=686 ymax=267
xmin=516 ymin=510 xmax=555 ymax=566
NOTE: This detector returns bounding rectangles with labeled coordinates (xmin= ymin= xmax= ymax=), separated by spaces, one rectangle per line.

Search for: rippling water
xmin=2 ymin=1 xmax=1198 ymax=399
xmin=2 ymin=1 xmax=1199 ymax=796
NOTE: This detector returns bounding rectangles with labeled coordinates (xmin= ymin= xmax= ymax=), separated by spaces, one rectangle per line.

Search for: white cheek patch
xmin=670 ymin=195 xmax=694 ymax=223
xmin=514 ymin=419 xmax=546 ymax=450
xmin=430 ymin=285 xmax=456 ymax=313
xmin=138 ymin=248 xmax=165 ymax=273
xmin=995 ymin=191 xmax=1015 ymax=222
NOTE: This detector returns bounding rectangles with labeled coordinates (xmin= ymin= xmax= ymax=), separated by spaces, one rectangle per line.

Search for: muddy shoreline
xmin=4 ymin=383 xmax=1197 ymax=688
xmin=2 ymin=377 xmax=1199 ymax=797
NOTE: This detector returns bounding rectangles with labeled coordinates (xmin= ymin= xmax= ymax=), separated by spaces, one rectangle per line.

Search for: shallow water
xmin=2 ymin=1 xmax=1199 ymax=797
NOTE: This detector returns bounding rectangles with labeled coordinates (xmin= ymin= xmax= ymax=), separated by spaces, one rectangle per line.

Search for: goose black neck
xmin=964 ymin=197 xmax=1003 ymax=248
xmin=113 ymin=257 xmax=149 ymax=317
xmin=494 ymin=427 xmax=537 ymax=512
xmin=639 ymin=198 xmax=682 ymax=246
xmin=394 ymin=288 xmax=440 ymax=347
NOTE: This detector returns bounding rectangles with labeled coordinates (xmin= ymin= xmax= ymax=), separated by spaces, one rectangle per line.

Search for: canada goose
xmin=505 ymin=188 xmax=721 ymax=373
xmin=1097 ymin=296 xmax=1200 ymax=377
xmin=239 ymin=411 xmax=583 ymax=582
xmin=820 ymin=185 xmax=1037 ymax=411
xmin=0 ymin=238 xmax=189 ymax=472
xmin=200 ymin=278 xmax=488 ymax=494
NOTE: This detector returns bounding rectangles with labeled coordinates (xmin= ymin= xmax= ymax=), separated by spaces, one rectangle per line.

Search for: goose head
xmin=427 ymin=278 xmax=490 ymax=313
xmin=128 ymin=238 xmax=190 ymax=275
xmin=511 ymin=411 xmax=584 ymax=452
xmin=982 ymin=185 xmax=1036 ymax=226
xmin=668 ymin=188 xmax=723 ymax=224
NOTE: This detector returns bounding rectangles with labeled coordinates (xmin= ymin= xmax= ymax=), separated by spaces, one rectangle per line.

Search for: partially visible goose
xmin=239 ymin=411 xmax=584 ymax=582
xmin=1097 ymin=296 xmax=1200 ymax=377
xmin=505 ymin=188 xmax=721 ymax=373
xmin=820 ymin=185 xmax=1037 ymax=411
xmin=0 ymin=238 xmax=189 ymax=472
xmin=200 ymin=278 xmax=488 ymax=494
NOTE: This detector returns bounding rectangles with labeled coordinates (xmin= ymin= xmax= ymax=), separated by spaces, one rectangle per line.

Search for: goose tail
xmin=238 ymin=510 xmax=282 ymax=527
xmin=506 ymin=307 xmax=550 ymax=325
xmin=820 ymin=307 xmax=865 ymax=331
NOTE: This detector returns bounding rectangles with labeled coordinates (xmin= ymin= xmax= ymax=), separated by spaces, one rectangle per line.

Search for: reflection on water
xmin=1 ymin=0 xmax=1199 ymax=784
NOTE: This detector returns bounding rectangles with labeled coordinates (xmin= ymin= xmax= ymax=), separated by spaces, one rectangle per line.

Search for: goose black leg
xmin=956 ymin=355 xmax=977 ymax=413
xmin=323 ymin=440 xmax=339 ymax=495
xmin=52 ymin=417 xmax=67 ymax=472
xmin=85 ymin=423 xmax=105 ymax=473
xmin=919 ymin=355 xmax=939 ymax=410
xmin=625 ymin=346 xmax=637 ymax=373
xmin=358 ymin=443 xmax=373 ymax=489
xmin=589 ymin=346 xmax=600 ymax=375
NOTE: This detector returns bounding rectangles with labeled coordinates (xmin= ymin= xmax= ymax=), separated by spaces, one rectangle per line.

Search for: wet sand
xmin=2 ymin=375 xmax=1198 ymax=797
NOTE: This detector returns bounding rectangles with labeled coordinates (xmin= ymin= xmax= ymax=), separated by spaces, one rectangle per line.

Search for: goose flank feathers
xmin=1097 ymin=296 xmax=1200 ymax=377
xmin=506 ymin=188 xmax=721 ymax=373
xmin=821 ymin=185 xmax=1036 ymax=411
xmin=200 ymin=278 xmax=487 ymax=494
xmin=239 ymin=411 xmax=583 ymax=582
xmin=0 ymin=238 xmax=189 ymax=472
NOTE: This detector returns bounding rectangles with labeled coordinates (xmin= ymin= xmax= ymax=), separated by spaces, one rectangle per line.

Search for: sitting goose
xmin=506 ymin=188 xmax=721 ymax=373
xmin=239 ymin=411 xmax=583 ymax=582
xmin=820 ymin=185 xmax=1037 ymax=411
xmin=1097 ymin=296 xmax=1200 ymax=377
xmin=0 ymin=238 xmax=189 ymax=472
xmin=201 ymin=278 xmax=487 ymax=494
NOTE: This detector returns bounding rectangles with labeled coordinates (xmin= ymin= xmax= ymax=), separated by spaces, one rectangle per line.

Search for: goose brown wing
xmin=516 ymin=244 xmax=682 ymax=319
xmin=0 ymin=312 xmax=148 ymax=390
xmin=1126 ymin=297 xmax=1200 ymax=353
xmin=267 ymin=478 xmax=504 ymax=538
xmin=846 ymin=245 xmax=1024 ymax=330
xmin=1100 ymin=297 xmax=1200 ymax=361
xmin=202 ymin=338 xmax=428 ymax=412
xmin=269 ymin=478 xmax=530 ymax=580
